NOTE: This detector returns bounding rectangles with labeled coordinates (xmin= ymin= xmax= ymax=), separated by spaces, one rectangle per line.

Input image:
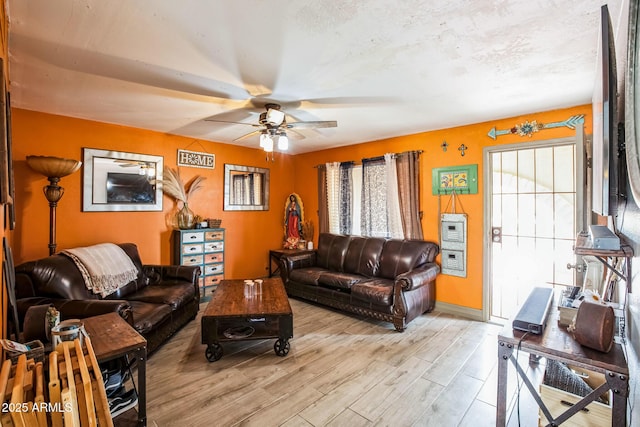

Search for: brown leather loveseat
xmin=280 ymin=233 xmax=439 ymax=331
xmin=14 ymin=243 xmax=200 ymax=354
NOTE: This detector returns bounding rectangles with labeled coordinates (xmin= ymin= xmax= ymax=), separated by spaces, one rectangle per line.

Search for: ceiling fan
xmin=205 ymin=103 xmax=337 ymax=152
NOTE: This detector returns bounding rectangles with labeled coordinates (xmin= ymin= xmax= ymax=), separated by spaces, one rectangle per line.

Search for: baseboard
xmin=434 ymin=301 xmax=484 ymax=322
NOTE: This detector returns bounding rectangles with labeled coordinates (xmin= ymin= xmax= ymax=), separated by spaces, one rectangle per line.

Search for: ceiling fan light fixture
xmin=266 ymin=108 xmax=285 ymax=126
xmin=277 ymin=133 xmax=289 ymax=151
xmin=259 ymin=132 xmax=269 ymax=148
xmin=263 ymin=135 xmax=274 ymax=152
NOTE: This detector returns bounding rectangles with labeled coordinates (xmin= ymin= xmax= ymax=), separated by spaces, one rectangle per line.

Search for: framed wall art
xmin=223 ymin=164 xmax=269 ymax=211
xmin=82 ymin=148 xmax=163 ymax=211
xmin=431 ymin=164 xmax=478 ymax=195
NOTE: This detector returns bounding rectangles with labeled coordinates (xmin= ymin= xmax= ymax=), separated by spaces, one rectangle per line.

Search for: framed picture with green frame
xmin=431 ymin=164 xmax=478 ymax=195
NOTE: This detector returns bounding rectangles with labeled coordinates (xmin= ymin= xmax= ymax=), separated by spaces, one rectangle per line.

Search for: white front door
xmin=485 ymin=136 xmax=585 ymax=321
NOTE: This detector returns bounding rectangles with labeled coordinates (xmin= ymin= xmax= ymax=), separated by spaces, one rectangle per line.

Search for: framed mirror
xmin=223 ymin=164 xmax=269 ymax=211
xmin=82 ymin=148 xmax=163 ymax=211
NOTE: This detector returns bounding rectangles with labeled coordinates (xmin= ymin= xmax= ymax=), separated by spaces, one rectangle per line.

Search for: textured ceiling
xmin=7 ymin=0 xmax=628 ymax=154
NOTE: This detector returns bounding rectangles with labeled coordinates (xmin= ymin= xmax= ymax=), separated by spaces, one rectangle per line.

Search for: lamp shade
xmin=26 ymin=155 xmax=82 ymax=178
xmin=278 ymin=134 xmax=289 ymax=151
xmin=263 ymin=135 xmax=274 ymax=152
xmin=259 ymin=133 xmax=268 ymax=148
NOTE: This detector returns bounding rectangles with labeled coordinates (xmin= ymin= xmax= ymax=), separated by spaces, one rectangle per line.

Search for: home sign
xmin=177 ymin=149 xmax=215 ymax=170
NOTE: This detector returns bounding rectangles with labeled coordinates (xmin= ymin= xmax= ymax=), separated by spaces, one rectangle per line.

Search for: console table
xmin=496 ymin=308 xmax=628 ymax=426
xmin=84 ymin=312 xmax=147 ymax=426
xmin=268 ymin=248 xmax=314 ymax=277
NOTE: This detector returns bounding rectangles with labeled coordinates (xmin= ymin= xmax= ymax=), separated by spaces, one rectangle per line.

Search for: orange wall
xmin=12 ymin=109 xmax=295 ymax=279
xmin=293 ymin=105 xmax=592 ymax=310
xmin=11 ymin=105 xmax=591 ymax=311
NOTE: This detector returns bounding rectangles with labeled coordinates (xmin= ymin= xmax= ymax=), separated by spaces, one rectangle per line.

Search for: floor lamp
xmin=26 ymin=155 xmax=82 ymax=256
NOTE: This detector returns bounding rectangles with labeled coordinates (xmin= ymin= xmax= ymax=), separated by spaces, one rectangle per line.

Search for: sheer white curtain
xmin=253 ymin=173 xmax=262 ymax=205
xmin=326 ymin=162 xmax=341 ymax=234
xmin=361 ymin=158 xmax=388 ymax=237
xmin=243 ymin=174 xmax=251 ymax=204
xmin=384 ymin=153 xmax=404 ymax=238
xmin=232 ymin=175 xmax=244 ymax=204
xmin=351 ymin=165 xmax=362 ymax=235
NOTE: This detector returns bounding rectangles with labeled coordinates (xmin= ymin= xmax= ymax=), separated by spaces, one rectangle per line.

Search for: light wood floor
xmin=141 ymin=299 xmax=594 ymax=426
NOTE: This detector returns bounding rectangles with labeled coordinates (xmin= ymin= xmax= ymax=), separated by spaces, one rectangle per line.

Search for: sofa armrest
xmin=142 ymin=264 xmax=201 ymax=286
xmin=17 ymin=297 xmax=134 ymax=325
xmin=280 ymin=252 xmax=317 ymax=280
xmin=395 ymin=263 xmax=440 ymax=291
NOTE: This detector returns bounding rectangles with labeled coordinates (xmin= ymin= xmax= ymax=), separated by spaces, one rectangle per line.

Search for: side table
xmin=496 ymin=307 xmax=628 ymax=426
xmin=268 ymin=248 xmax=314 ymax=277
xmin=84 ymin=312 xmax=147 ymax=426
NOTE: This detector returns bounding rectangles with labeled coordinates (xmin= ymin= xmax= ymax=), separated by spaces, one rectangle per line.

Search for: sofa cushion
xmin=289 ymin=267 xmax=325 ymax=286
xmin=127 ymin=300 xmax=172 ymax=335
xmin=316 ymin=234 xmax=351 ymax=272
xmin=15 ymin=255 xmax=99 ymax=300
xmin=378 ymin=240 xmax=436 ymax=280
xmin=125 ymin=282 xmax=196 ymax=310
xmin=343 ymin=236 xmax=385 ymax=277
xmin=318 ymin=271 xmax=364 ymax=290
xmin=351 ymin=279 xmax=395 ymax=306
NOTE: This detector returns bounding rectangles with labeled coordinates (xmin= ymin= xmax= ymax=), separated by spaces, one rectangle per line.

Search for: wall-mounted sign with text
xmin=177 ymin=149 xmax=215 ymax=170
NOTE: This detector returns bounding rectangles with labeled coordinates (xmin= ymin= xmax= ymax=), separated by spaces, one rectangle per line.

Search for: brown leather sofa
xmin=280 ymin=233 xmax=440 ymax=331
xmin=14 ymin=243 xmax=200 ymax=354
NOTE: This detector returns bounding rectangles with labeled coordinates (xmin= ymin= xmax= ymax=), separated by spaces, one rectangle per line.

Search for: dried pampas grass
xmin=302 ymin=220 xmax=314 ymax=241
xmin=162 ymin=167 xmax=206 ymax=203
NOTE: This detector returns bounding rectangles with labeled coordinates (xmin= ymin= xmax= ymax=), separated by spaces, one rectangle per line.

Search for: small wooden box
xmin=539 ymin=383 xmax=611 ymax=426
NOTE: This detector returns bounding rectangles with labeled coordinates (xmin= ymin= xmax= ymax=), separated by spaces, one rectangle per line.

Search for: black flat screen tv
xmin=106 ymin=172 xmax=155 ymax=204
xmin=592 ymin=4 xmax=618 ymax=217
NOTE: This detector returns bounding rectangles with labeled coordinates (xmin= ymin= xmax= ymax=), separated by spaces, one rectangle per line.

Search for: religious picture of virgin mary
xmin=283 ymin=193 xmax=304 ymax=249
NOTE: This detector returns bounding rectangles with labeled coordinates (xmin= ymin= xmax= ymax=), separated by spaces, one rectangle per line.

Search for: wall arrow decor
xmin=487 ymin=114 xmax=585 ymax=140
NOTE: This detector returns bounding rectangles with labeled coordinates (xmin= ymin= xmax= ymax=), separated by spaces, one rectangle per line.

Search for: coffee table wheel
xmin=205 ymin=343 xmax=223 ymax=362
xmin=274 ymin=339 xmax=290 ymax=357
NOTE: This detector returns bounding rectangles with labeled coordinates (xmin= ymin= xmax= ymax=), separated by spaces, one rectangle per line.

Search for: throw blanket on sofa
xmin=62 ymin=243 xmax=139 ymax=297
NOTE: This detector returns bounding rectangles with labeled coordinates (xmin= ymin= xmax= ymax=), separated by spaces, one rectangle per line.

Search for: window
xmin=321 ymin=151 xmax=423 ymax=239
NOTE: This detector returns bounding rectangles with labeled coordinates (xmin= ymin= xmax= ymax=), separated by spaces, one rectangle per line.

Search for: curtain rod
xmin=313 ymin=149 xmax=423 ymax=168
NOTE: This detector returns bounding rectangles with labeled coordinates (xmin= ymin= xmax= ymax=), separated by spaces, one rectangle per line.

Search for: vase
xmin=176 ymin=203 xmax=195 ymax=229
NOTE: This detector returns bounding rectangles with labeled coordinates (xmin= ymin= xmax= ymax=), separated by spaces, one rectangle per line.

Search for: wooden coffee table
xmin=201 ymin=277 xmax=293 ymax=362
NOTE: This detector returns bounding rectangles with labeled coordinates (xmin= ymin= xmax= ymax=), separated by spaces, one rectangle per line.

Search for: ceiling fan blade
xmin=205 ymin=119 xmax=261 ymax=127
xmin=12 ymin=34 xmax=250 ymax=102
xmin=287 ymin=129 xmax=306 ymax=140
xmin=300 ymin=96 xmax=399 ymax=107
xmin=233 ymin=129 xmax=263 ymax=142
xmin=287 ymin=121 xmax=337 ymax=129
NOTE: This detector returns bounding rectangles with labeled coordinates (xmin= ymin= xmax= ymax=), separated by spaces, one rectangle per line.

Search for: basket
xmin=208 ymin=218 xmax=222 ymax=228
xmin=50 ymin=319 xmax=86 ymax=348
xmin=7 ymin=340 xmax=45 ymax=364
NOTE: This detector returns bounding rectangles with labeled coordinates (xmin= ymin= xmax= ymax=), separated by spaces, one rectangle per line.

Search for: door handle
xmin=566 ymin=263 xmax=585 ymax=273
xmin=491 ymin=227 xmax=502 ymax=243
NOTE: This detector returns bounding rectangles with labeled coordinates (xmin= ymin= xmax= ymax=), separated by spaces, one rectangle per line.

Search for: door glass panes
xmin=535 ymin=194 xmax=554 ymax=238
xmin=554 ymin=145 xmax=575 ymax=193
xmin=490 ymin=144 xmax=577 ymax=320
xmin=518 ymin=194 xmax=535 ymax=237
xmin=517 ymin=149 xmax=535 ymax=193
xmin=535 ymin=147 xmax=553 ymax=193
